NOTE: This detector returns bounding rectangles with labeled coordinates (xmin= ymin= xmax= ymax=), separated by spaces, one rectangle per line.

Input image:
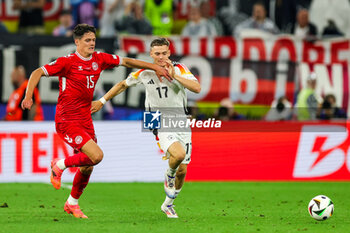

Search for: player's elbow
xmin=120 ymin=80 xmax=128 ymax=89
xmin=33 ymin=67 xmax=45 ymax=77
xmin=121 ymin=57 xmax=134 ymax=68
xmin=193 ymin=85 xmax=201 ymax=94
xmin=118 ymin=80 xmax=129 ymax=93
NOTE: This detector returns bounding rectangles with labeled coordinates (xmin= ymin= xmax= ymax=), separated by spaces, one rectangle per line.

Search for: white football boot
xmin=161 ymin=204 xmax=178 ymax=218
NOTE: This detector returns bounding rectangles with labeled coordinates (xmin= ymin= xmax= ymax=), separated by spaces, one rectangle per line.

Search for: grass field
xmin=0 ymin=182 xmax=349 ymax=233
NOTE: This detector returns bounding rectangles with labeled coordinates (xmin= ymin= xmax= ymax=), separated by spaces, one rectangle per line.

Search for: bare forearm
xmin=25 ymin=68 xmax=44 ymax=99
xmin=104 ymin=80 xmax=128 ymax=101
xmin=123 ymin=57 xmax=171 ymax=82
xmin=174 ymin=74 xmax=201 ymax=93
xmin=122 ymin=57 xmax=157 ymax=70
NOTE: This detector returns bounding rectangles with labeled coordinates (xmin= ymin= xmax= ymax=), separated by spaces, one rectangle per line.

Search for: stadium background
xmin=1 ymin=34 xmax=349 ymax=182
xmin=1 ymin=1 xmax=350 ymax=232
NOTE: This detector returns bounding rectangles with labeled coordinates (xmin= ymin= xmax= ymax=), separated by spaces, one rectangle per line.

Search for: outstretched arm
xmin=121 ymin=57 xmax=172 ymax=82
xmin=21 ymin=68 xmax=45 ymax=110
xmin=166 ymin=62 xmax=201 ymax=93
xmin=91 ymin=80 xmax=129 ymax=113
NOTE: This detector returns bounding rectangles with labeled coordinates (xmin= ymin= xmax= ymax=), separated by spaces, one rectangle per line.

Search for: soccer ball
xmin=308 ymin=195 xmax=334 ymax=221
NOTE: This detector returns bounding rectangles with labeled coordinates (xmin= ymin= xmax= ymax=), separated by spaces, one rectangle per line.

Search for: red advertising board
xmin=0 ymin=121 xmax=349 ymax=182
xmin=187 ymin=121 xmax=350 ymax=181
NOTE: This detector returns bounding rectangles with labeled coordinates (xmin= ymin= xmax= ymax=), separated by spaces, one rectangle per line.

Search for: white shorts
xmin=158 ymin=131 xmax=192 ymax=164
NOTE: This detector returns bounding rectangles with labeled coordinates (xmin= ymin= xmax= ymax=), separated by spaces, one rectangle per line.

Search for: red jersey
xmin=42 ymin=51 xmax=122 ymax=123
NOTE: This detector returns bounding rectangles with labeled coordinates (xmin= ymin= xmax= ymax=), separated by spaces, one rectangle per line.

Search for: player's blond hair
xmin=150 ymin=38 xmax=170 ymax=48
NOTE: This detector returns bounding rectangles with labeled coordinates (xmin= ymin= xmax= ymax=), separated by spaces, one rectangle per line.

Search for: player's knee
xmin=91 ymin=151 xmax=104 ymax=165
xmin=174 ymin=151 xmax=186 ymax=163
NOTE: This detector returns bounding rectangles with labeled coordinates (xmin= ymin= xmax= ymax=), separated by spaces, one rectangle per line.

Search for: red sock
xmin=71 ymin=169 xmax=91 ymax=199
xmin=64 ymin=152 xmax=94 ymax=167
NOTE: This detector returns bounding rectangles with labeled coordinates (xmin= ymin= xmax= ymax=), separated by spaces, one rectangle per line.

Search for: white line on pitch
xmin=44 ymin=182 xmax=72 ymax=189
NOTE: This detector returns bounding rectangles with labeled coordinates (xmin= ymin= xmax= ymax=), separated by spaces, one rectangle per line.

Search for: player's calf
xmin=50 ymin=153 xmax=98 ymax=190
xmin=80 ymin=166 xmax=94 ymax=175
xmin=175 ymin=167 xmax=187 ymax=180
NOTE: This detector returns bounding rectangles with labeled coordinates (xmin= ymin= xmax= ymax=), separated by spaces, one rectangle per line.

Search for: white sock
xmin=67 ymin=195 xmax=79 ymax=205
xmin=174 ymin=188 xmax=182 ymax=199
xmin=163 ymin=196 xmax=175 ymax=206
xmin=167 ymin=167 xmax=177 ymax=177
xmin=56 ymin=159 xmax=66 ymax=170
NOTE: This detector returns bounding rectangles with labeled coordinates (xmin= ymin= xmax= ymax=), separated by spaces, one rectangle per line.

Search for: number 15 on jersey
xmin=86 ymin=75 xmax=95 ymax=88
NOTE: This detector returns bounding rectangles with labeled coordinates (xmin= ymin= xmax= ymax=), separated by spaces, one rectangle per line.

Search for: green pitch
xmin=0 ymin=182 xmax=349 ymax=233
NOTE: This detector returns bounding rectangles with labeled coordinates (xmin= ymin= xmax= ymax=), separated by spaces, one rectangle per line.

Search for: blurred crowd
xmin=1 ymin=0 xmax=350 ymax=39
xmin=4 ymin=64 xmax=346 ymax=122
xmin=1 ymin=0 xmax=349 ymax=122
xmin=187 ymin=72 xmax=347 ymax=122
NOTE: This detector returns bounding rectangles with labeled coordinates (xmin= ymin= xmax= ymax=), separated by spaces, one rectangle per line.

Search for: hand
xmin=21 ymin=97 xmax=33 ymax=110
xmin=90 ymin=100 xmax=104 ymax=113
xmin=165 ymin=60 xmax=175 ymax=79
xmin=154 ymin=65 xmax=172 ymax=82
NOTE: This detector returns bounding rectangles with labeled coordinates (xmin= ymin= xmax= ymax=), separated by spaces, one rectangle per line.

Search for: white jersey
xmin=126 ymin=62 xmax=196 ymax=162
xmin=125 ymin=62 xmax=197 ymax=113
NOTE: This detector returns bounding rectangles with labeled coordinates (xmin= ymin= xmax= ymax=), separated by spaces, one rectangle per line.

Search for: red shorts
xmin=56 ymin=121 xmax=96 ymax=151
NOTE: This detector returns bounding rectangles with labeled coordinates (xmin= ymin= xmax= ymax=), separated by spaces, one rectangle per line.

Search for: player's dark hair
xmin=73 ymin=24 xmax=96 ymax=39
xmin=150 ymin=38 xmax=170 ymax=48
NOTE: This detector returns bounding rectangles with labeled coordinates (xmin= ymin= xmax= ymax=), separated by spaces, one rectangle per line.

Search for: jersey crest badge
xmin=92 ymin=62 xmax=98 ymax=71
xmin=75 ymin=136 xmax=83 ymax=144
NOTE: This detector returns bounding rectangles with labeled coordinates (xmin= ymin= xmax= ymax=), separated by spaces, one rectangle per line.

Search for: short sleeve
xmin=175 ymin=63 xmax=198 ymax=81
xmin=99 ymin=52 xmax=122 ymax=70
xmin=125 ymin=69 xmax=144 ymax=87
xmin=41 ymin=57 xmax=68 ymax=77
